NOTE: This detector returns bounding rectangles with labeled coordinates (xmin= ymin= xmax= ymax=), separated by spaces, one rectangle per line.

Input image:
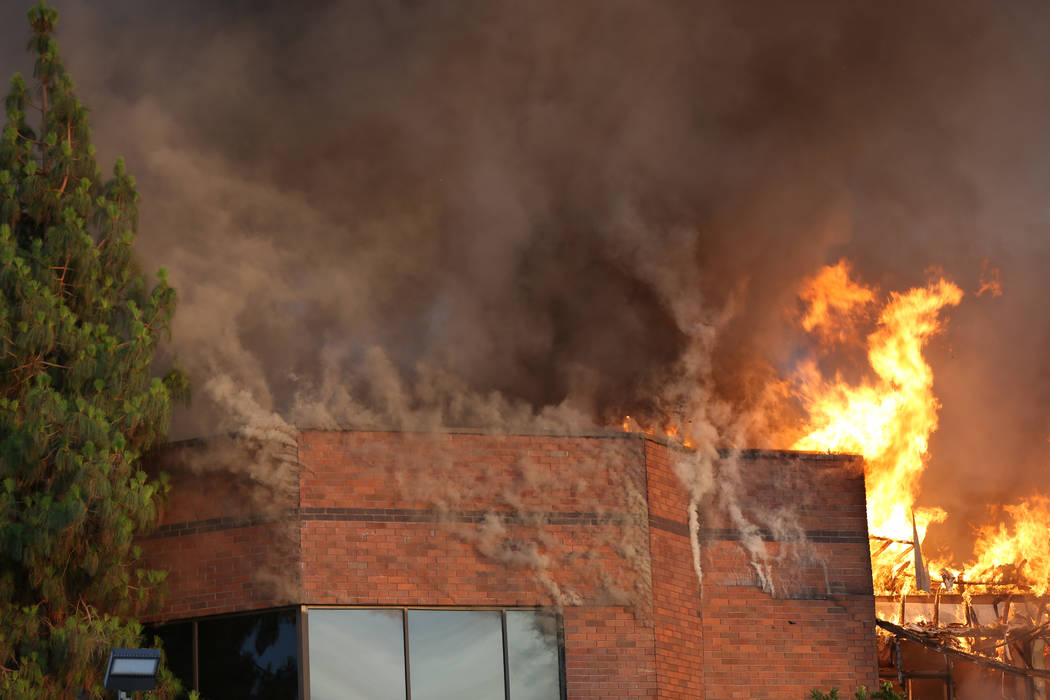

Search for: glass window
xmin=308 ymin=609 xmax=407 ymax=700
xmin=902 ymin=599 xmax=935 ymax=625
xmin=874 ymin=600 xmax=899 ymax=623
xmin=938 ymin=602 xmax=966 ymax=625
xmin=304 ymin=608 xmax=564 ymax=699
xmin=506 ymin=610 xmax=561 ymax=700
xmin=407 ymin=610 xmax=505 ymax=700
xmin=198 ymin=609 xmax=299 ymax=699
xmin=149 ymin=620 xmax=193 ymax=698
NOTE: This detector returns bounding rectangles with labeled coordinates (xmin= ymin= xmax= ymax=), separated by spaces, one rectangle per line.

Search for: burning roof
xmin=785 ymin=261 xmax=1049 ymax=599
xmin=779 ymin=261 xmax=1050 ymax=695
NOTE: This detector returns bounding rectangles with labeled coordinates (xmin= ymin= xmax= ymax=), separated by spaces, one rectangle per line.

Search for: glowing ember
xmin=621 ymin=415 xmax=694 ymax=448
xmin=976 ymin=257 xmax=1003 ymax=298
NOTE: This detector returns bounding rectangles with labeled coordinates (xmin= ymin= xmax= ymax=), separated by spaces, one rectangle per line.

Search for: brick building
xmin=140 ymin=430 xmax=877 ymax=698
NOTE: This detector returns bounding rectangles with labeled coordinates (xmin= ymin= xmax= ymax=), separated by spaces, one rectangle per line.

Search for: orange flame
xmin=792 ymin=267 xmax=961 ymax=544
xmin=791 ymin=262 xmax=1050 ymax=595
xmin=789 ymin=264 xmax=966 ymax=591
xmin=624 ymin=258 xmax=1049 ymax=596
xmin=976 ymin=258 xmax=1003 ymax=298
xmin=958 ymin=495 xmax=1050 ymax=595
xmin=797 ymin=260 xmax=876 ymax=344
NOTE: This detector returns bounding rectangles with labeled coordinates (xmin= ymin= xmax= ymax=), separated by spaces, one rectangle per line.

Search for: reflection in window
xmin=308 ymin=609 xmax=406 ymax=700
xmin=150 ymin=621 xmax=193 ymax=699
xmin=408 ymin=610 xmax=505 ymax=700
xmin=306 ymin=608 xmax=563 ymax=700
xmin=198 ymin=609 xmax=299 ymax=699
xmin=148 ymin=609 xmax=299 ymax=699
xmin=506 ymin=611 xmax=561 ymax=700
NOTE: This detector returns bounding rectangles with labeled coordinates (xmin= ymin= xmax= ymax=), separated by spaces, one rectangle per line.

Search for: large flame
xmin=790 ymin=261 xmax=1050 ymax=596
xmin=792 ymin=261 xmax=961 ymax=545
xmin=619 ymin=259 xmax=1049 ymax=597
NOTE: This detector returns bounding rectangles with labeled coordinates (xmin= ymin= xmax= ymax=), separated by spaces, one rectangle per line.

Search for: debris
xmin=911 ymin=512 xmax=931 ymax=593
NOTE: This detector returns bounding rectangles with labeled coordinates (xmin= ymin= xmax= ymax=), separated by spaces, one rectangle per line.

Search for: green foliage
xmin=810 ymin=682 xmax=906 ymax=700
xmin=810 ymin=690 xmax=841 ymax=700
xmin=0 ymin=2 xmax=186 ymax=696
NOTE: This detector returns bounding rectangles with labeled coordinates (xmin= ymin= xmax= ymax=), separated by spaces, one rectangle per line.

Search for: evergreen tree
xmin=0 ymin=3 xmax=187 ymax=696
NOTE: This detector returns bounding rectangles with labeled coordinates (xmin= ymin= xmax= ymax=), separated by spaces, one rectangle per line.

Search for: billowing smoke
xmin=3 ymin=0 xmax=1050 ymax=555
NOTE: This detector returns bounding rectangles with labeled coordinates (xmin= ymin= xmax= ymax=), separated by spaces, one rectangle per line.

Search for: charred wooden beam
xmin=872 ymin=538 xmax=897 ymax=558
xmin=877 ymin=619 xmax=1050 ymax=680
xmin=871 ymin=535 xmax=916 ymax=545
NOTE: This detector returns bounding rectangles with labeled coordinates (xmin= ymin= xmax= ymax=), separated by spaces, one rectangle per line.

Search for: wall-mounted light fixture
xmin=104 ymin=648 xmax=161 ymax=699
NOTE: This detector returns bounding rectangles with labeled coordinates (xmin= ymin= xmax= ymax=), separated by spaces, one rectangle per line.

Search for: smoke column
xmin=3 ymin=0 xmax=1050 ymax=555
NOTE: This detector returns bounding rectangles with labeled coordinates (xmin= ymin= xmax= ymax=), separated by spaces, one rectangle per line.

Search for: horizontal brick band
xmin=298 ymin=506 xmax=642 ymax=526
xmin=142 ymin=511 xmax=296 ymax=540
xmin=701 ymin=527 xmax=869 ymax=544
xmin=145 ymin=507 xmax=867 ymax=544
xmin=648 ymin=517 xmax=867 ymax=544
xmin=144 ymin=507 xmax=641 ymax=539
xmin=649 ymin=514 xmax=690 ymax=538
xmin=716 ymin=447 xmax=863 ymax=463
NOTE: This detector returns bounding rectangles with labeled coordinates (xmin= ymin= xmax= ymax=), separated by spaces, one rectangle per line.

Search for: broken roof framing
xmin=872 ymin=533 xmax=1050 ymax=699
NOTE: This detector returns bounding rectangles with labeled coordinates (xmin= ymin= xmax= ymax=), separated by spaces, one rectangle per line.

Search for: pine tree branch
xmin=14 ymin=128 xmax=43 ymax=146
xmin=76 ymin=597 xmax=94 ymax=622
xmin=56 ymin=120 xmax=72 ymax=195
xmin=39 ymin=77 xmax=49 ymax=173
xmin=51 ymin=252 xmax=70 ymax=296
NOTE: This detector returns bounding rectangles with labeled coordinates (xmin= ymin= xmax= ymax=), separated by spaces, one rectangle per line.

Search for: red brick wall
xmin=644 ymin=441 xmax=706 ymax=698
xmin=140 ymin=440 xmax=300 ymax=618
xmin=297 ymin=431 xmax=659 ymax=696
xmin=563 ymin=606 xmax=658 ymax=698
xmin=140 ymin=430 xmax=877 ymax=698
xmin=701 ymin=590 xmax=876 ymax=698
xmin=696 ymin=452 xmax=878 ymax=698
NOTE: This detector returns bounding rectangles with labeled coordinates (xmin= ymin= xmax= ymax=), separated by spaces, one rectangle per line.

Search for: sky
xmin=2 ymin=0 xmax=1050 ymax=556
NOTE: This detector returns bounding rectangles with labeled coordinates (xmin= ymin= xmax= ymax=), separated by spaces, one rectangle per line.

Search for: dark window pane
xmin=198 ymin=609 xmax=299 ymax=699
xmin=307 ymin=609 xmax=406 ymax=700
xmin=150 ymin=621 xmax=194 ymax=698
xmin=506 ymin=611 xmax=561 ymax=700
xmin=407 ymin=610 xmax=505 ymax=700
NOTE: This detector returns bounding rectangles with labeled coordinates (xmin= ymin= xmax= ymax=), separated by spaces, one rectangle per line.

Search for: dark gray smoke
xmin=3 ymin=0 xmax=1050 ymax=556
